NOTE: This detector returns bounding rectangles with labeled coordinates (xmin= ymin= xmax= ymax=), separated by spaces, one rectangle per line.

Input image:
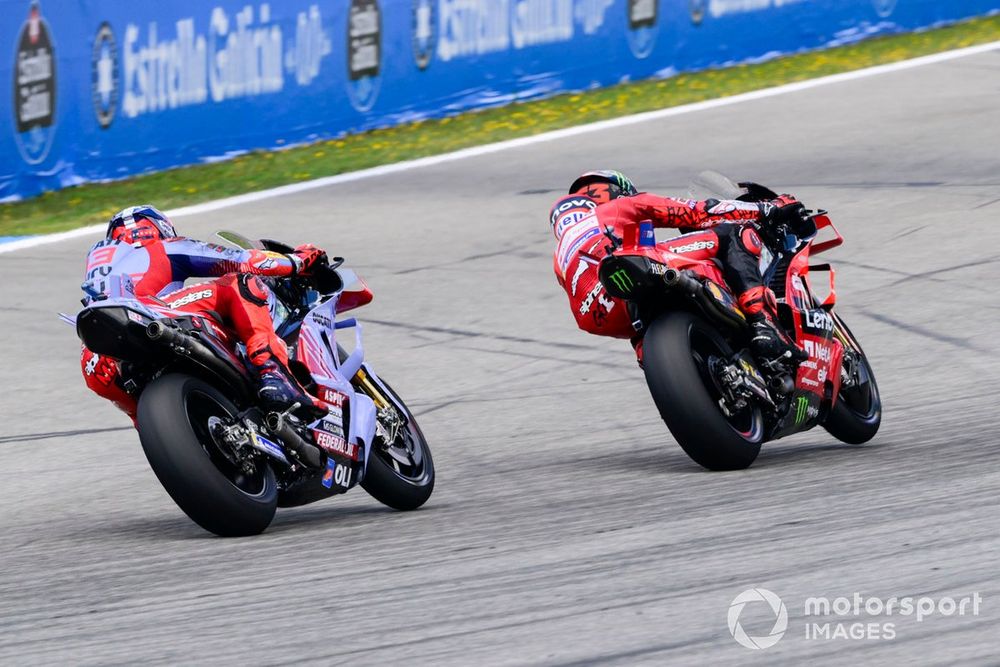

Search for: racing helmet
xmin=106 ymin=205 xmax=177 ymax=246
xmin=568 ymin=170 xmax=638 ymax=204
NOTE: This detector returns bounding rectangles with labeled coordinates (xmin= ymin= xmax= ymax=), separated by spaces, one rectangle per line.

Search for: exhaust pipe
xmin=265 ymin=412 xmax=323 ymax=468
xmin=768 ymin=374 xmax=795 ymax=396
xmin=662 ymin=268 xmax=703 ymax=293
xmin=662 ymin=269 xmax=747 ymax=332
xmin=146 ymin=320 xmax=186 ymax=347
xmin=146 ymin=320 xmax=165 ymax=340
xmin=145 ymin=320 xmax=254 ymax=402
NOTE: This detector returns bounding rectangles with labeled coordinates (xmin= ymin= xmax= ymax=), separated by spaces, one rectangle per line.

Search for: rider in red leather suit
xmin=551 ymin=170 xmax=806 ymax=364
xmin=80 ymin=205 xmax=326 ymax=421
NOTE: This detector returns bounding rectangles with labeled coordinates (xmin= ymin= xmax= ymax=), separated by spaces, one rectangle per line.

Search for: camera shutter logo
xmin=728 ymin=588 xmax=788 ymax=649
xmin=13 ymin=0 xmax=57 ymax=164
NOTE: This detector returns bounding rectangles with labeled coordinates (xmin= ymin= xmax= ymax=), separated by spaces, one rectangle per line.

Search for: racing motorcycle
xmin=598 ymin=172 xmax=881 ymax=470
xmin=68 ymin=232 xmax=434 ymax=536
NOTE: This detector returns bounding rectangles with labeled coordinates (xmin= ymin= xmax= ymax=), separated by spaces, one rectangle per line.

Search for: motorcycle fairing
xmin=297 ymin=290 xmax=377 ymax=477
xmin=783 ymin=244 xmax=845 ymax=412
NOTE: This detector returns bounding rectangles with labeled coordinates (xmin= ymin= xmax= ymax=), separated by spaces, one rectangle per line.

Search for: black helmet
xmin=568 ymin=170 xmax=638 ymax=203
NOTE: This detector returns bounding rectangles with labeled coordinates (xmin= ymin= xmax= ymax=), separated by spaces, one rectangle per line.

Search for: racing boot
xmin=254 ymin=359 xmax=325 ymax=420
xmin=737 ymin=286 xmax=807 ymax=365
xmin=749 ymin=316 xmax=807 ymax=365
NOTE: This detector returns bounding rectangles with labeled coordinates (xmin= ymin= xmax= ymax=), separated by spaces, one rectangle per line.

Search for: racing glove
xmin=287 ymin=244 xmax=327 ymax=275
xmin=757 ymin=197 xmax=809 ymax=247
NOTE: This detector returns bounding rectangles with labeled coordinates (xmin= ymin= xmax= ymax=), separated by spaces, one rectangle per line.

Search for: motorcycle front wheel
xmin=823 ymin=317 xmax=882 ymax=444
xmin=355 ymin=375 xmax=435 ymax=511
xmin=643 ymin=311 xmax=764 ymax=470
xmin=137 ymin=373 xmax=278 ymax=537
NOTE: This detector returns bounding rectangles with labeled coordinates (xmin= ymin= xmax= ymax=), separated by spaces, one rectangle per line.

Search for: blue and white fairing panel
xmin=297 ymin=286 xmax=376 ymax=473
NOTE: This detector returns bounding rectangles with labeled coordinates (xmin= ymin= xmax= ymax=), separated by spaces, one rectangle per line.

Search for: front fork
xmin=351 ymin=366 xmax=406 ymax=447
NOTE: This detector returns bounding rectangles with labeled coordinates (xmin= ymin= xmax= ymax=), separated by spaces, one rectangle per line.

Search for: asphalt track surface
xmin=2 ymin=50 xmax=1000 ymax=665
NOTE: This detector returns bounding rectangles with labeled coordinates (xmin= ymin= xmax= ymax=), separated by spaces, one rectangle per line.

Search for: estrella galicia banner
xmin=1 ymin=0 xmax=996 ymax=200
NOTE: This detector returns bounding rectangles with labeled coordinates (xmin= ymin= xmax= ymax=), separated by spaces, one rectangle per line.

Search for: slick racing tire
xmin=358 ymin=378 xmax=434 ymax=511
xmin=137 ymin=374 xmax=278 ymax=537
xmin=643 ymin=311 xmax=764 ymax=471
xmin=823 ymin=318 xmax=882 ymax=445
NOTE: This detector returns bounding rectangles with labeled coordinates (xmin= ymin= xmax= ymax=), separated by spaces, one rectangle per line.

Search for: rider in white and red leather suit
xmin=80 ymin=205 xmax=326 ymax=421
xmin=551 ymin=170 xmax=807 ymax=364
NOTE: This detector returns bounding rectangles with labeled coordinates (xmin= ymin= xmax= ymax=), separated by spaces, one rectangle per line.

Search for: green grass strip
xmin=3 ymin=14 xmax=998 ymax=238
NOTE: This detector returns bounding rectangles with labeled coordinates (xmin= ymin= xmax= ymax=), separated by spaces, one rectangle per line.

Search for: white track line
xmin=2 ymin=39 xmax=998 ymax=256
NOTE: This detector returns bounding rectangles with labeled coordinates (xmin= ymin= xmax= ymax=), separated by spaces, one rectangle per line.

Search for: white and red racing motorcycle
xmin=70 ymin=232 xmax=434 ymax=536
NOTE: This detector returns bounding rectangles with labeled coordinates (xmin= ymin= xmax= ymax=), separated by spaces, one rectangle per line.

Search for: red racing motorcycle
xmin=597 ymin=172 xmax=881 ymax=470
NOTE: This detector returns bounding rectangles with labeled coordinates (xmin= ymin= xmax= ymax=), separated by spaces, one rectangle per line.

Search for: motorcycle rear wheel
xmin=643 ymin=311 xmax=764 ymax=470
xmin=137 ymin=373 xmax=278 ymax=537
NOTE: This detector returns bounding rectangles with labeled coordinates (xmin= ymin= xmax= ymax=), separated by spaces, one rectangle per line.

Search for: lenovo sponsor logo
xmin=803 ymin=309 xmax=834 ymax=332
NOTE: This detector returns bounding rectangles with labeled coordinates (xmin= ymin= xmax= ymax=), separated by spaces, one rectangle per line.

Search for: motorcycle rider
xmin=551 ymin=170 xmax=809 ymax=364
xmin=80 ymin=205 xmax=326 ymax=421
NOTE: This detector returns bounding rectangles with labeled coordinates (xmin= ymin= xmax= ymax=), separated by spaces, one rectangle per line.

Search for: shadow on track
xmin=753 ymin=439 xmax=885 ymax=468
xmin=95 ymin=502 xmax=429 ymax=540
xmin=556 ymin=439 xmax=884 ymax=476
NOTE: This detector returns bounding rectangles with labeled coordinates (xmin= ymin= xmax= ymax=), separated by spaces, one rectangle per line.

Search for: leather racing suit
xmin=80 ymin=237 xmax=304 ymax=420
xmin=551 ymin=192 xmax=778 ymax=348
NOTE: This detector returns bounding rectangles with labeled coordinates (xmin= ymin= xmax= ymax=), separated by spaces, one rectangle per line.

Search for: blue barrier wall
xmin=1 ymin=0 xmax=996 ymax=200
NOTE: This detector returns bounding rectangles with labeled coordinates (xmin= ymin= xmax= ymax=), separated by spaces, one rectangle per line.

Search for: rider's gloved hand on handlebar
xmin=288 ymin=244 xmax=327 ymax=275
xmin=756 ymin=197 xmax=809 ymax=245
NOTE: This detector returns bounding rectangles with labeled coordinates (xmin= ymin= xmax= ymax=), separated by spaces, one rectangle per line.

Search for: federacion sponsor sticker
xmin=313 ymin=429 xmax=359 ymax=461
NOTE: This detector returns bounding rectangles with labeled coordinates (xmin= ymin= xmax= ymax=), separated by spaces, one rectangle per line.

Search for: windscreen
xmin=687 ymin=170 xmax=747 ymax=201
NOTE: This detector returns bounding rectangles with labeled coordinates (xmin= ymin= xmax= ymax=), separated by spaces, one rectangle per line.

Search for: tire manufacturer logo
xmin=347 ymin=0 xmax=382 ymax=111
xmin=626 ymin=0 xmax=658 ymax=59
xmin=728 ymin=588 xmax=788 ymax=649
xmin=412 ymin=0 xmax=435 ymax=70
xmin=91 ymin=22 xmax=119 ymax=129
xmin=12 ymin=0 xmax=57 ymax=165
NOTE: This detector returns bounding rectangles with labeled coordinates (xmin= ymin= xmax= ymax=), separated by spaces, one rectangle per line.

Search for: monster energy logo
xmin=610 ymin=170 xmax=630 ymax=191
xmin=608 ymin=269 xmax=634 ymax=293
xmin=794 ymin=396 xmax=810 ymax=425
